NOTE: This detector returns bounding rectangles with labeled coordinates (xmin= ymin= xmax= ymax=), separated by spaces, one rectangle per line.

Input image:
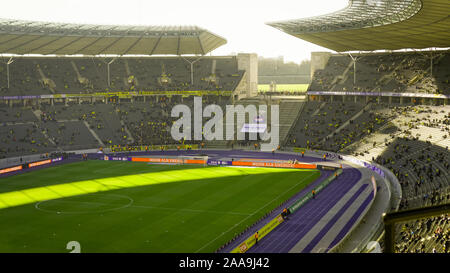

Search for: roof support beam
xmin=348 ymin=52 xmax=363 ymax=86
xmin=0 ymin=56 xmax=14 ymax=89
xmin=47 ymin=25 xmax=99 ymax=55
xmin=107 ymin=58 xmax=117 ymax=88
xmin=197 ymin=36 xmax=205 ymax=55
xmin=73 ymin=37 xmax=103 ymax=55
xmin=181 ymin=55 xmax=204 ymax=86
xmin=46 ymin=37 xmax=80 ymax=55
xmin=97 ymin=26 xmax=136 ymax=55
xmin=150 ymin=34 xmax=163 ymax=55
xmin=6 ymin=57 xmax=13 ymax=88
xmin=0 ymin=35 xmax=26 ymax=47
xmin=122 ymin=36 xmax=143 ymax=55
xmin=3 ymin=35 xmax=45 ymax=53
xmin=25 ymin=36 xmax=62 ymax=55
xmin=177 ymin=34 xmax=181 ymax=56
xmin=98 ymin=37 xmax=123 ymax=55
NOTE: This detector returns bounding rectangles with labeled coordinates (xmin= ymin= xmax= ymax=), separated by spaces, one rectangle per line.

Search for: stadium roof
xmin=0 ymin=18 xmax=227 ymax=55
xmin=267 ymin=0 xmax=450 ymax=52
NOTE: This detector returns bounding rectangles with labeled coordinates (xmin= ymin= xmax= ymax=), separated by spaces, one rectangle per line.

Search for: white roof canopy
xmin=0 ymin=18 xmax=227 ymax=55
xmin=267 ymin=0 xmax=450 ymax=52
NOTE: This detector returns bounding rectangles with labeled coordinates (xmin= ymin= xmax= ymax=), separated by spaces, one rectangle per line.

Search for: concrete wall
xmin=233 ymin=71 xmax=249 ymax=101
xmin=310 ymin=52 xmax=332 ymax=80
xmin=237 ymin=53 xmax=258 ymax=98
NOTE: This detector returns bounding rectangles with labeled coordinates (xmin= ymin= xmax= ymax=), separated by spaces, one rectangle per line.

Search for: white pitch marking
xmin=131 ymin=204 xmax=251 ymax=216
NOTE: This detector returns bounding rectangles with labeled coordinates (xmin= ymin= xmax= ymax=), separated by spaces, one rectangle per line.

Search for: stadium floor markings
xmin=130 ymin=204 xmax=252 ymax=216
xmin=92 ymin=161 xmax=129 ymax=173
xmin=33 ymin=193 xmax=250 ymax=216
xmin=34 ymin=194 xmax=134 ymax=215
xmin=194 ymin=172 xmax=317 ymax=253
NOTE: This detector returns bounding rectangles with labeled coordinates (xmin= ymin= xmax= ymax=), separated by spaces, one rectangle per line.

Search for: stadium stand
xmin=0 ymin=94 xmax=235 ymax=158
xmin=0 ymin=57 xmax=244 ymax=94
xmin=308 ymin=51 xmax=450 ymax=95
xmin=285 ymin=102 xmax=450 ymax=253
xmin=394 ymin=213 xmax=449 ymax=253
xmin=285 ymin=101 xmax=369 ymax=150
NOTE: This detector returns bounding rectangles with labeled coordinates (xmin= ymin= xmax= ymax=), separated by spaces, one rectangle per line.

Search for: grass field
xmin=258 ymin=84 xmax=309 ymax=93
xmin=0 ymin=160 xmax=320 ymax=253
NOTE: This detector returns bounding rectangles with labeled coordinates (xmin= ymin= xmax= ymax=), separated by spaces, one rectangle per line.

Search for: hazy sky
xmin=0 ymin=0 xmax=349 ymax=63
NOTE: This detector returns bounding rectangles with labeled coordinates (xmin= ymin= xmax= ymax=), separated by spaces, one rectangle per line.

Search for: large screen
xmin=240 ymin=115 xmax=267 ymax=133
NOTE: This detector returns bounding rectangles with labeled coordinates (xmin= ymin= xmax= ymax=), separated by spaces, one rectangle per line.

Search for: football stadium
xmin=0 ymin=0 xmax=449 ymax=257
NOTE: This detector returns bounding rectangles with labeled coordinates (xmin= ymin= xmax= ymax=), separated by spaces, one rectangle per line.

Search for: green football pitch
xmin=0 ymin=160 xmax=320 ymax=253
